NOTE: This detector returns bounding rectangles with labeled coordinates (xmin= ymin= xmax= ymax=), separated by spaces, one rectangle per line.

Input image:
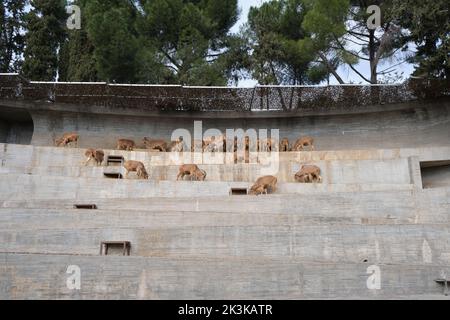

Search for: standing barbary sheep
xmin=176 ymin=164 xmax=207 ymax=181
xmin=169 ymin=140 xmax=185 ymax=152
xmin=295 ymin=165 xmax=322 ymax=183
xmin=84 ymin=149 xmax=105 ymax=166
xmin=249 ymin=175 xmax=278 ymax=195
xmin=117 ymin=139 xmax=135 ymax=151
xmin=293 ymin=137 xmax=315 ymax=151
xmin=280 ymin=138 xmax=290 ymax=152
xmin=124 ymin=160 xmax=149 ymax=180
xmin=203 ymin=136 xmax=226 ymax=153
xmin=259 ymin=138 xmax=276 ymax=152
xmin=55 ymin=133 xmax=79 ymax=148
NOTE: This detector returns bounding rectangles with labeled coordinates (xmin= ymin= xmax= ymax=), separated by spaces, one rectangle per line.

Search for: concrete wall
xmin=0 ymin=97 xmax=449 ymax=299
xmin=0 ymin=119 xmax=8 ymax=143
xmin=1 ymin=187 xmax=449 ymax=223
xmin=1 ymin=254 xmax=449 ymax=299
xmin=28 ymin=101 xmax=450 ymax=151
xmin=1 ymin=224 xmax=449 ymax=265
xmin=5 ymin=122 xmax=33 ymax=145
xmin=0 ymin=158 xmax=414 ymax=185
xmin=2 ymin=144 xmax=450 ymax=185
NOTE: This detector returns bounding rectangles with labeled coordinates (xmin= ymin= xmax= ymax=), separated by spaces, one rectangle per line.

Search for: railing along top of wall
xmin=0 ymin=74 xmax=448 ymax=112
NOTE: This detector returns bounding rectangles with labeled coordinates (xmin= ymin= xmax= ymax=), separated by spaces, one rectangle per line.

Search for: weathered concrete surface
xmin=25 ymin=101 xmax=450 ymax=151
xmin=1 ymin=98 xmax=448 ymax=151
xmin=3 ymin=143 xmax=450 ymax=166
xmin=2 ymin=143 xmax=450 ymax=186
xmin=0 ymin=174 xmax=417 ymax=200
xmin=1 ymin=187 xmax=449 ymax=223
xmin=0 ymin=158 xmax=414 ymax=184
xmin=1 ymin=253 xmax=449 ymax=300
xmin=0 ymin=119 xmax=8 ymax=142
xmin=0 ymin=84 xmax=449 ymax=300
xmin=1 ymin=224 xmax=449 ymax=265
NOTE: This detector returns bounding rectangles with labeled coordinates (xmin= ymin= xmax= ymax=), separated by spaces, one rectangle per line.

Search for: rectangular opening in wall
xmin=103 ymin=173 xmax=123 ymax=179
xmin=420 ymin=160 xmax=450 ymax=189
xmin=106 ymin=155 xmax=124 ymax=166
xmin=73 ymin=204 xmax=97 ymax=210
xmin=100 ymin=241 xmax=131 ymax=256
xmin=230 ymin=188 xmax=248 ymax=196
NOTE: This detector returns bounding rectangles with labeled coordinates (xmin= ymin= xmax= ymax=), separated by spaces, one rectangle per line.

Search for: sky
xmin=231 ymin=0 xmax=416 ymax=87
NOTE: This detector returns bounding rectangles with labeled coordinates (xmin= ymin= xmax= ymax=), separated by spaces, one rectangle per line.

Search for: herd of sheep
xmin=54 ymin=132 xmax=322 ymax=195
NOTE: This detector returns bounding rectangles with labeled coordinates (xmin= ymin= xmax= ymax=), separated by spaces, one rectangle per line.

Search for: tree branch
xmin=160 ymin=49 xmax=181 ymax=70
xmin=347 ymin=63 xmax=372 ymax=84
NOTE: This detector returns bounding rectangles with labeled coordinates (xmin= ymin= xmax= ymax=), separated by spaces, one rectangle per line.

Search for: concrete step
xmin=2 ymin=143 xmax=450 ymax=167
xmin=0 ymin=173 xmax=415 ymax=201
xmin=0 ymin=156 xmax=415 ymax=184
xmin=0 ymin=207 xmax=447 ymax=231
xmin=1 ymin=187 xmax=449 ymax=221
xmin=1 ymin=186 xmax=450 ymax=224
xmin=1 ymin=253 xmax=448 ymax=299
xmin=0 ymin=223 xmax=449 ymax=265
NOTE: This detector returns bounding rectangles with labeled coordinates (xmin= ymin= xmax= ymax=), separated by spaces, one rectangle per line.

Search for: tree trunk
xmin=369 ymin=30 xmax=378 ymax=84
xmin=318 ymin=51 xmax=345 ymax=84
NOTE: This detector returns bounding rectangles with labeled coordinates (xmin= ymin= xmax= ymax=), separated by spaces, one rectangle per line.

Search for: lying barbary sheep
xmin=295 ymin=165 xmax=322 ymax=183
xmin=55 ymin=133 xmax=79 ymax=148
xmin=292 ymin=137 xmax=315 ymax=151
xmin=117 ymin=139 xmax=135 ymax=151
xmin=176 ymin=164 xmax=207 ymax=181
xmin=249 ymin=175 xmax=278 ymax=195
xmin=143 ymin=137 xmax=168 ymax=152
xmin=124 ymin=160 xmax=149 ymax=180
xmin=84 ymin=149 xmax=105 ymax=166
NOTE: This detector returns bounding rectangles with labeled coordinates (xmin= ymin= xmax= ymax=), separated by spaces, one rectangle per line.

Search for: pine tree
xmin=82 ymin=0 xmax=139 ymax=83
xmin=392 ymin=0 xmax=450 ymax=79
xmin=136 ymin=0 xmax=239 ymax=85
xmin=22 ymin=0 xmax=67 ymax=81
xmin=241 ymin=0 xmax=333 ymax=86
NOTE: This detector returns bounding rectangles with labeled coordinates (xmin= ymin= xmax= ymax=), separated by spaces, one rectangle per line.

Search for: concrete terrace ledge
xmin=1 ymin=224 xmax=450 ymax=264
xmin=0 ymin=174 xmax=416 ymax=200
xmin=2 ymin=142 xmax=450 ymax=164
xmin=1 ymin=253 xmax=449 ymax=300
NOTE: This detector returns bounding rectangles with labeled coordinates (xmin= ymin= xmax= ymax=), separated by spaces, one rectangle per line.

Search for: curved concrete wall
xmin=28 ymin=100 xmax=450 ymax=151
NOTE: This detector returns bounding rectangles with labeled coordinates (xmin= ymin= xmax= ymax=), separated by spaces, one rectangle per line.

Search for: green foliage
xmin=243 ymin=0 xmax=338 ymax=85
xmin=302 ymin=0 xmax=349 ymax=46
xmin=7 ymin=0 xmax=448 ymax=85
xmin=58 ymin=0 xmax=97 ymax=82
xmin=136 ymin=0 xmax=239 ymax=85
xmin=391 ymin=0 xmax=450 ymax=79
xmin=22 ymin=0 xmax=67 ymax=81
xmin=83 ymin=0 xmax=139 ymax=83
xmin=0 ymin=0 xmax=28 ymax=73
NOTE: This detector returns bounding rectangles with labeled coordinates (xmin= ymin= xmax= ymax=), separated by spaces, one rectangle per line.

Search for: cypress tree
xmin=0 ymin=0 xmax=27 ymax=73
xmin=22 ymin=0 xmax=67 ymax=81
